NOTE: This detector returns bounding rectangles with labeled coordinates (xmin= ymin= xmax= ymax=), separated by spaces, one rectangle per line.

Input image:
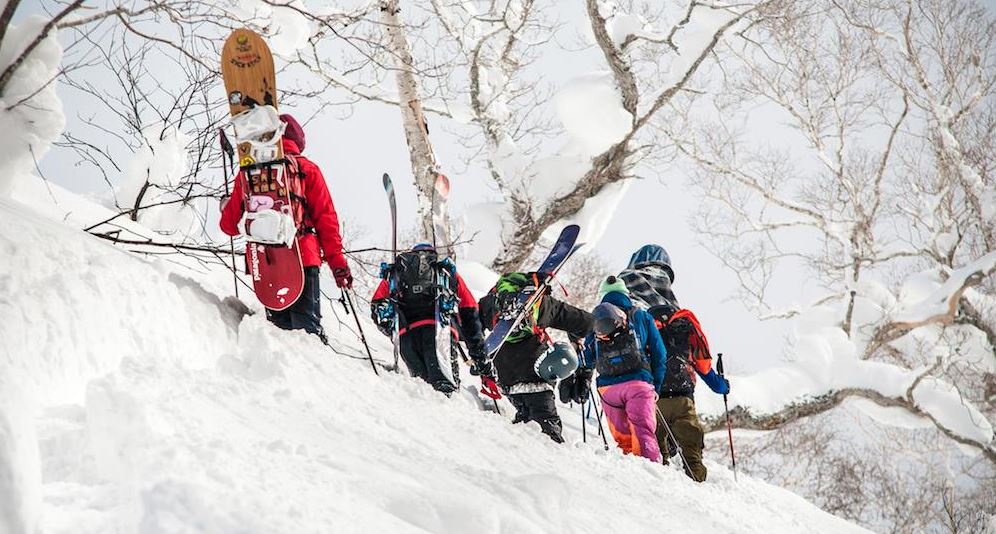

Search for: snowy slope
xmin=0 ymin=191 xmax=870 ymax=533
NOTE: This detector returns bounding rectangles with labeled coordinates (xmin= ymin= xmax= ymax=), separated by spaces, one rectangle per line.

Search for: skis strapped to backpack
xmin=484 ymin=224 xmax=583 ymax=356
xmin=430 ymin=174 xmax=458 ymax=388
xmin=381 ymin=173 xmax=402 ymax=372
xmin=379 ymin=175 xmax=459 ymax=385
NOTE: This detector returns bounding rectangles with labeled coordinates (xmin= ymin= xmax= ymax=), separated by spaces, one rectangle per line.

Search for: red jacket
xmin=220 ymin=138 xmax=347 ymax=271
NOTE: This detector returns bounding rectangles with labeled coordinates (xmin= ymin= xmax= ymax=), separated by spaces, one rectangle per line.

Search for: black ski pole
xmin=580 ymin=400 xmax=587 ymax=444
xmin=340 ymin=289 xmax=380 ymax=376
xmin=218 ymin=129 xmax=239 ymax=298
xmin=491 ymin=389 xmax=502 ymax=415
xmin=587 ymin=400 xmax=601 ymax=437
xmin=717 ymin=353 xmax=738 ymax=481
xmin=656 ymin=406 xmax=698 ymax=481
xmin=458 ymin=343 xmax=500 ymax=415
xmin=571 ymin=341 xmax=602 ymax=448
xmin=590 ymin=392 xmax=610 ymax=451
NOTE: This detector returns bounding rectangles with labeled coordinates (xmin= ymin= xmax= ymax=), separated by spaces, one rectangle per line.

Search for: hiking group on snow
xmin=219 ymin=109 xmax=732 ymax=480
xmin=219 ymin=29 xmax=733 ymax=481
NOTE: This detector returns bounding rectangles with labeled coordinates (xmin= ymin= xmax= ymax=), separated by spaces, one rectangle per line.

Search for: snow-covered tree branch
xmin=680 ymin=0 xmax=995 ymax=529
xmin=489 ymin=0 xmax=772 ymax=271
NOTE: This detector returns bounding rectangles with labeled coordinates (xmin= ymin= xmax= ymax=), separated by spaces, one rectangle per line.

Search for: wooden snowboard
xmin=221 ymin=28 xmax=304 ymax=312
xmin=221 ymin=28 xmax=282 ymax=166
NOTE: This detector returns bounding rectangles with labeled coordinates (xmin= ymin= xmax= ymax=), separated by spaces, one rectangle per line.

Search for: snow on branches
xmin=679 ymin=2 xmax=996 ymax=522
xmin=0 ymin=15 xmax=65 ymax=197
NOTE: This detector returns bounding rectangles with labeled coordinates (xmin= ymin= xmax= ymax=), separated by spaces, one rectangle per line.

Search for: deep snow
xmin=0 ymin=180 xmax=869 ymax=533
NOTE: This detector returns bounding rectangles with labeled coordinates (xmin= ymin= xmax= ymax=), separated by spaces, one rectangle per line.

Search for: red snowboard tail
xmin=246 ymin=241 xmax=304 ymax=311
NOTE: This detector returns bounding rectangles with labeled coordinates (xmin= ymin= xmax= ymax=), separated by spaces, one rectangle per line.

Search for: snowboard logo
xmin=249 ymin=195 xmax=275 ymax=211
xmin=230 ymin=52 xmax=261 ymax=69
xmin=248 ymin=243 xmax=263 ymax=281
xmin=230 ymin=34 xmax=261 ymax=68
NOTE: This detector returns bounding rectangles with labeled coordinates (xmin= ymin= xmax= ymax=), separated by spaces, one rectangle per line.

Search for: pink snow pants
xmin=598 ymin=381 xmax=661 ymax=462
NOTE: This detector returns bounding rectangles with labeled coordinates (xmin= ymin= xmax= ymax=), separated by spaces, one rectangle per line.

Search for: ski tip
xmin=555 ymin=224 xmax=580 ymax=241
xmin=434 ymin=173 xmax=450 ymax=193
xmin=553 ymin=225 xmax=581 ymax=246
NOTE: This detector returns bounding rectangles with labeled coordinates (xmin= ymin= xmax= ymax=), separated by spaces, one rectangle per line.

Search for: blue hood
xmin=627 ymin=244 xmax=674 ymax=282
xmin=601 ymin=291 xmax=634 ymax=310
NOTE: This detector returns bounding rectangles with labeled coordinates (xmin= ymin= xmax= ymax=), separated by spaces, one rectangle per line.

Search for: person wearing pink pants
xmin=598 ymin=381 xmax=661 ymax=462
xmin=574 ymin=278 xmax=667 ymax=463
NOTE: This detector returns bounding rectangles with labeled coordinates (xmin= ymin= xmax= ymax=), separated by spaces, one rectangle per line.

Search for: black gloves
xmin=371 ymin=301 xmax=395 ymax=337
xmin=557 ymin=374 xmax=576 ymax=404
xmin=468 ymin=355 xmax=495 ymax=381
xmin=558 ymin=368 xmax=592 ymax=404
xmin=573 ymin=368 xmax=592 ymax=403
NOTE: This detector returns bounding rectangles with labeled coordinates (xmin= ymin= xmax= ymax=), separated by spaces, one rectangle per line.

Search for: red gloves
xmin=480 ymin=376 xmax=502 ymax=400
xmin=329 ymin=254 xmax=352 ymax=289
xmin=333 ymin=267 xmax=352 ymax=289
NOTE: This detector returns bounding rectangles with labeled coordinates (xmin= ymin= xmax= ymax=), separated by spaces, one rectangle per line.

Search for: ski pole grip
xmin=717 ymin=352 xmax=725 ymax=376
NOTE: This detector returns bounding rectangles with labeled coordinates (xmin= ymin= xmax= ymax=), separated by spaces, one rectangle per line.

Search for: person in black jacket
xmin=478 ymin=272 xmax=593 ymax=443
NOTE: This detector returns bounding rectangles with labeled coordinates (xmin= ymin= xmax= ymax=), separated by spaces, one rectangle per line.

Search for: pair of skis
xmin=483 ymin=224 xmax=583 ymax=357
xmin=381 ymin=173 xmax=456 ymax=387
xmin=382 ymin=174 xmax=585 ymax=392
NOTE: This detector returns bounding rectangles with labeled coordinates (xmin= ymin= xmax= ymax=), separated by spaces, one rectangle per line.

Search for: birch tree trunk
xmin=379 ymin=0 xmax=439 ymax=241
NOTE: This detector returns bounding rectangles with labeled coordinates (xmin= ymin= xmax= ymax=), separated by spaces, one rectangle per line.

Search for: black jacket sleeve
xmin=536 ymin=297 xmax=594 ymax=341
xmin=458 ymin=307 xmax=485 ymax=352
xmin=477 ymin=290 xmax=497 ymax=333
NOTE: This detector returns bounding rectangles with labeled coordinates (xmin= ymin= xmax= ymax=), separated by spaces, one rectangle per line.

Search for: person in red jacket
xmin=220 ymin=114 xmax=351 ymax=338
xmin=369 ymin=244 xmax=487 ymax=394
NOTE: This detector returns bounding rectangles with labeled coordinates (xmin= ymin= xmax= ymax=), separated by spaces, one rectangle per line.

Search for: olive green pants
xmin=655 ymin=396 xmax=707 ymax=482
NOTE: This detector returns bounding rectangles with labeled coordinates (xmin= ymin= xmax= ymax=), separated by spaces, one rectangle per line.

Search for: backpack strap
xmin=283 ymin=155 xmax=316 ymax=236
xmin=666 ymin=309 xmax=712 ymax=374
xmin=626 ymin=307 xmax=652 ymax=364
xmin=528 ymin=272 xmax=551 ymax=343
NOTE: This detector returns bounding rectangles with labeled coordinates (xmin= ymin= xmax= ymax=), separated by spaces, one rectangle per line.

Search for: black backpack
xmin=594 ymin=309 xmax=650 ymax=377
xmin=394 ymin=249 xmax=443 ymax=316
xmin=482 ymin=272 xmax=547 ymax=344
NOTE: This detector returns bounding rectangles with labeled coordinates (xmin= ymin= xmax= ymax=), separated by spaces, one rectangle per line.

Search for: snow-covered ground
xmin=0 ymin=178 xmax=869 ymax=533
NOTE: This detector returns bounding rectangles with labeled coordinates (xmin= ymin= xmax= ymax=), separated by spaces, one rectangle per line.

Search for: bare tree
xmin=487 ymin=0 xmax=775 ymax=271
xmin=379 ymin=0 xmax=444 ymax=241
xmin=266 ymin=0 xmax=775 ymax=271
xmin=709 ymin=403 xmax=995 ymax=532
xmin=681 ymin=0 xmax=995 ymax=530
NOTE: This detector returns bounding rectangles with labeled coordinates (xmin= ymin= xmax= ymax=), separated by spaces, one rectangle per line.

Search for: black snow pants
xmin=508 ymin=390 xmax=564 ymax=443
xmin=266 ymin=266 xmax=326 ymax=341
xmin=399 ymin=325 xmax=460 ymax=394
